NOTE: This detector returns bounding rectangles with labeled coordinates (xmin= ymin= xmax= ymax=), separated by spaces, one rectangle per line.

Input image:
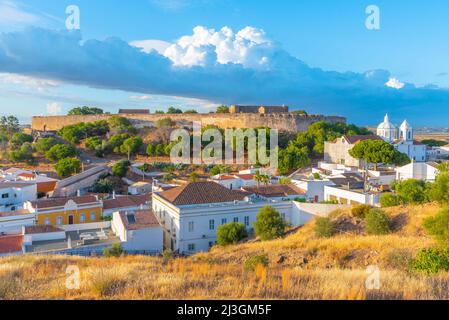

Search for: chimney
xmin=77 ymin=189 xmax=81 ymax=197
xmin=112 ymin=190 xmax=116 ymax=200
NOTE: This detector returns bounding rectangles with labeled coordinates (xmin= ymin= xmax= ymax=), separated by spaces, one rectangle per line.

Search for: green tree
xmin=112 ymin=160 xmax=131 ymax=177
xmin=167 ymin=107 xmax=183 ymax=114
xmin=365 ymin=208 xmax=391 ymax=235
xmin=35 ymin=137 xmax=59 ymax=154
xmin=45 ymin=144 xmax=77 ymax=162
xmin=437 ymin=162 xmax=449 ymax=172
xmin=10 ymin=132 xmax=33 ymax=147
xmin=55 ymin=157 xmax=81 ymax=177
xmin=349 ymin=139 xmax=411 ymax=170
xmin=278 ymin=177 xmax=292 ymax=185
xmin=428 ymin=172 xmax=449 ymax=204
xmin=108 ymin=116 xmax=135 ymax=134
xmin=314 ymin=217 xmax=335 ymax=238
xmin=155 ymin=144 xmax=166 ymax=156
xmin=92 ymin=177 xmax=113 ymax=193
xmin=380 ymin=193 xmax=402 ymax=207
xmin=155 ymin=117 xmax=174 ymax=128
xmin=278 ymin=143 xmax=310 ymax=175
xmin=105 ymin=134 xmax=131 ymax=154
xmin=146 ymin=144 xmax=155 ymax=156
xmin=216 ymin=105 xmax=229 ymax=113
xmin=421 ymin=139 xmax=448 ymax=147
xmin=8 ymin=143 xmax=34 ymax=163
xmin=216 ymin=222 xmax=248 ymax=246
xmin=411 ymin=248 xmax=449 ymax=274
xmin=351 ymin=204 xmax=372 ymax=219
xmin=188 ymin=172 xmax=200 ymax=182
xmin=394 ymin=179 xmax=429 ymax=204
xmin=120 ymin=136 xmax=143 ymax=160
xmin=85 ymin=136 xmax=102 ymax=151
xmin=253 ymin=206 xmax=286 ymax=241
xmin=184 ymin=109 xmax=198 ymax=114
xmin=68 ymin=106 xmax=103 ymax=115
xmin=58 ymin=125 xmax=84 ymax=144
xmin=103 ymin=244 xmax=123 ymax=257
xmin=0 ymin=115 xmax=19 ymax=137
xmin=423 ymin=207 xmax=449 ymax=242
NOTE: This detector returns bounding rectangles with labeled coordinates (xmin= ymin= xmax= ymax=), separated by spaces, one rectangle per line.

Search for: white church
xmin=377 ymin=114 xmax=427 ymax=162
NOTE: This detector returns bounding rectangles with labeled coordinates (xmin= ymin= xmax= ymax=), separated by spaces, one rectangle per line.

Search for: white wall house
xmin=396 ymin=162 xmax=439 ymax=182
xmin=0 ymin=182 xmax=37 ymax=212
xmin=324 ymin=185 xmax=380 ymax=206
xmin=0 ymin=210 xmax=35 ymax=234
xmin=112 ymin=209 xmax=163 ymax=252
xmin=291 ymin=178 xmax=335 ymax=203
xmin=210 ymin=173 xmax=257 ymax=190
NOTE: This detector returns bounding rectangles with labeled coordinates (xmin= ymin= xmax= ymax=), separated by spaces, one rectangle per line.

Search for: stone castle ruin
xmin=32 ymin=106 xmax=346 ymax=133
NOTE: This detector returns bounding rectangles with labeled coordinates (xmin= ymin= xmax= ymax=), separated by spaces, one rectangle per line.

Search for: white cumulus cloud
xmin=385 ymin=77 xmax=405 ymax=89
xmin=46 ymin=102 xmax=61 ymax=115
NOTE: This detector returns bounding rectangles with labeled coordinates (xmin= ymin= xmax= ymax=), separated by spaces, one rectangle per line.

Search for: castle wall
xmin=32 ymin=113 xmax=346 ymax=133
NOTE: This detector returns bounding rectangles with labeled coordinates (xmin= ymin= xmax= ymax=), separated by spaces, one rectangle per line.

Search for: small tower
xmin=400 ymin=120 xmax=413 ymax=141
xmin=377 ymin=114 xmax=397 ymax=143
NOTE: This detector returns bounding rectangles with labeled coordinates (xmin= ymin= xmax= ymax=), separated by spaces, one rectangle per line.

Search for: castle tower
xmin=400 ymin=120 xmax=413 ymax=141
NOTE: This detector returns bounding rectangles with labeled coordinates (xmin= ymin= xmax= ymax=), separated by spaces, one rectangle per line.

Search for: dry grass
xmin=0 ymin=203 xmax=447 ymax=300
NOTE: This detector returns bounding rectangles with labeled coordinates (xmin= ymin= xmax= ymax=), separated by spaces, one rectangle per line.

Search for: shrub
xmin=105 ymin=134 xmax=131 ymax=154
xmin=55 ymin=157 xmax=81 ymax=177
xmin=162 ymin=249 xmax=174 ymax=264
xmin=10 ymin=132 xmax=32 ymax=147
xmin=351 ymin=204 xmax=371 ymax=219
xmin=365 ymin=208 xmax=391 ymax=235
xmin=411 ymin=248 xmax=449 ymax=274
xmin=92 ymin=178 xmax=113 ymax=193
xmin=423 ymin=207 xmax=449 ymax=242
xmin=380 ymin=193 xmax=401 ymax=207
xmin=85 ymin=136 xmax=102 ymax=150
xmin=112 ymin=160 xmax=130 ymax=177
xmin=314 ymin=217 xmax=335 ymax=238
xmin=253 ymin=206 xmax=286 ymax=241
xmin=244 ymin=254 xmax=269 ymax=272
xmin=155 ymin=117 xmax=174 ymax=128
xmin=146 ymin=144 xmax=155 ymax=156
xmin=155 ymin=144 xmax=166 ymax=156
xmin=216 ymin=222 xmax=248 ymax=246
xmin=8 ymin=143 xmax=34 ymax=163
xmin=119 ymin=136 xmax=143 ymax=159
xmin=428 ymin=172 xmax=449 ymax=205
xmin=34 ymin=137 xmax=59 ymax=154
xmin=394 ymin=179 xmax=429 ymax=204
xmin=45 ymin=144 xmax=77 ymax=162
xmin=108 ymin=116 xmax=135 ymax=134
xmin=103 ymin=244 xmax=124 ymax=257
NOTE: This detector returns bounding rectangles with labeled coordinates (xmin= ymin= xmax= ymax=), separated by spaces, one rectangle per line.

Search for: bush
xmin=314 ymin=217 xmax=335 ymax=238
xmin=244 ymin=254 xmax=269 ymax=272
xmin=112 ymin=160 xmax=130 ymax=177
xmin=365 ymin=208 xmax=391 ymax=235
xmin=423 ymin=207 xmax=449 ymax=242
xmin=34 ymin=137 xmax=59 ymax=154
xmin=92 ymin=178 xmax=113 ymax=193
xmin=85 ymin=136 xmax=102 ymax=150
xmin=103 ymin=244 xmax=124 ymax=257
xmin=155 ymin=117 xmax=174 ymax=128
xmin=108 ymin=116 xmax=135 ymax=134
xmin=394 ymin=179 xmax=429 ymax=204
xmin=55 ymin=157 xmax=81 ymax=177
xmin=120 ymin=136 xmax=143 ymax=159
xmin=146 ymin=144 xmax=155 ymax=156
xmin=8 ymin=143 xmax=34 ymax=163
xmin=217 ymin=222 xmax=248 ymax=246
xmin=428 ymin=172 xmax=449 ymax=205
xmin=351 ymin=204 xmax=371 ymax=219
xmin=10 ymin=132 xmax=32 ymax=147
xmin=45 ymin=144 xmax=77 ymax=162
xmin=380 ymin=193 xmax=401 ymax=207
xmin=253 ymin=206 xmax=286 ymax=241
xmin=411 ymin=248 xmax=449 ymax=274
xmin=162 ymin=249 xmax=174 ymax=264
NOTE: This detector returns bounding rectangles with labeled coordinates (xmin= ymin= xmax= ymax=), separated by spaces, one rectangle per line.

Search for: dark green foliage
xmin=394 ymin=179 xmax=429 ymax=204
xmin=216 ymin=222 xmax=248 ymax=246
xmin=253 ymin=206 xmax=286 ymax=241
xmin=85 ymin=136 xmax=102 ymax=150
xmin=55 ymin=158 xmax=81 ymax=177
xmin=58 ymin=120 xmax=109 ymax=144
xmin=45 ymin=144 xmax=77 ymax=162
xmin=349 ymin=139 xmax=410 ymax=169
xmin=120 ymin=136 xmax=143 ymax=159
xmin=411 ymin=248 xmax=449 ymax=274
xmin=380 ymin=193 xmax=402 ymax=207
xmin=209 ymin=165 xmax=232 ymax=176
xmin=92 ymin=177 xmax=113 ymax=193
xmin=10 ymin=132 xmax=33 ymax=147
xmin=244 ymin=254 xmax=269 ymax=272
xmin=112 ymin=160 xmax=131 ymax=177
xmin=365 ymin=208 xmax=391 ymax=235
xmin=107 ymin=116 xmax=135 ymax=134
xmin=167 ymin=107 xmax=183 ymax=114
xmin=216 ymin=105 xmax=229 ymax=113
xmin=351 ymin=205 xmax=372 ymax=218
xmin=103 ymin=244 xmax=124 ymax=257
xmin=428 ymin=172 xmax=449 ymax=204
xmin=420 ymin=139 xmax=448 ymax=147
xmin=278 ymin=143 xmax=310 ymax=175
xmin=35 ymin=138 xmax=59 ymax=154
xmin=314 ymin=217 xmax=335 ymax=238
xmin=68 ymin=106 xmax=103 ymax=115
xmin=0 ymin=115 xmax=19 ymax=137
xmin=8 ymin=142 xmax=34 ymax=163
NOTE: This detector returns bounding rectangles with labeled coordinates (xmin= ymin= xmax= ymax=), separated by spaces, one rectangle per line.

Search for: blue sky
xmin=1 ymin=0 xmax=449 ymax=125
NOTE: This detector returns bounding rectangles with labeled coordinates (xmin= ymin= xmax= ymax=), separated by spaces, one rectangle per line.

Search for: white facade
xmin=324 ymin=185 xmax=380 ymax=206
xmin=0 ymin=212 xmax=35 ymax=234
xmin=0 ymin=182 xmax=37 ymax=212
xmin=396 ymin=162 xmax=439 ymax=182
xmin=128 ymin=182 xmax=152 ymax=195
xmin=291 ymin=179 xmax=335 ymax=202
xmin=377 ymin=114 xmax=398 ymax=143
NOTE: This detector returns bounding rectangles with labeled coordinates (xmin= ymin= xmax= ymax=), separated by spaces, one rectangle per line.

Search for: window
xmin=221 ymin=218 xmax=227 ymax=225
xmin=1 ymin=193 xmax=9 ymax=199
xmin=188 ymin=221 xmax=194 ymax=232
xmin=44 ymin=218 xmax=51 ymax=225
xmin=56 ymin=217 xmax=62 ymax=225
xmin=188 ymin=244 xmax=195 ymax=252
xmin=209 ymin=219 xmax=215 ymax=230
xmin=80 ymin=214 xmax=85 ymax=223
xmin=90 ymin=212 xmax=96 ymax=221
xmin=233 ymin=217 xmax=239 ymax=223
xmin=244 ymin=216 xmax=250 ymax=226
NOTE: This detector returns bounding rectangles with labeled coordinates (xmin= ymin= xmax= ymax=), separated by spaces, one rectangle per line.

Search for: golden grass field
xmin=1 ymin=203 xmax=448 ymax=300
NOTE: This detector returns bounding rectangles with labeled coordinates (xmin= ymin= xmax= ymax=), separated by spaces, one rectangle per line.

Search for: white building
xmin=396 ymin=161 xmax=439 ymax=182
xmin=290 ymin=177 xmax=336 ymax=203
xmin=128 ymin=181 xmax=152 ymax=195
xmin=324 ymin=185 xmax=381 ymax=206
xmin=377 ymin=115 xmax=427 ymax=162
xmin=0 ymin=210 xmax=35 ymax=234
xmin=112 ymin=209 xmax=163 ymax=252
xmin=0 ymin=182 xmax=37 ymax=212
xmin=152 ymin=181 xmax=295 ymax=254
xmin=210 ymin=173 xmax=257 ymax=190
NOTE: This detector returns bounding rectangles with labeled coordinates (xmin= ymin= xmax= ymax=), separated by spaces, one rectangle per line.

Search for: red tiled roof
xmin=158 ymin=181 xmax=247 ymax=205
xmin=119 ymin=209 xmax=160 ymax=230
xmin=18 ymin=172 xmax=36 ymax=179
xmin=0 ymin=235 xmax=23 ymax=254
xmin=30 ymin=195 xmax=100 ymax=209
xmin=0 ymin=209 xmax=32 ymax=218
xmin=36 ymin=181 xmax=58 ymax=194
xmin=215 ymin=175 xmax=237 ymax=181
xmin=242 ymin=184 xmax=306 ymax=197
xmin=102 ymin=194 xmax=150 ymax=210
xmin=235 ymin=174 xmax=255 ymax=180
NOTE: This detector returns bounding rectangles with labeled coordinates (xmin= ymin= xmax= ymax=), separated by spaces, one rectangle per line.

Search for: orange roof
xmin=36 ymin=181 xmax=58 ymax=194
xmin=235 ymin=174 xmax=255 ymax=180
xmin=0 ymin=235 xmax=23 ymax=254
xmin=216 ymin=175 xmax=237 ymax=181
xmin=18 ymin=172 xmax=36 ymax=179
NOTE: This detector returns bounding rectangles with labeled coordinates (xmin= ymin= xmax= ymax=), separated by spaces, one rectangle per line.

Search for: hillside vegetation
xmin=1 ymin=203 xmax=449 ymax=300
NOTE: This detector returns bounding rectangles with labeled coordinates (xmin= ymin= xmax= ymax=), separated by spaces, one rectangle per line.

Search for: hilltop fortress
xmin=31 ymin=105 xmax=346 ymax=133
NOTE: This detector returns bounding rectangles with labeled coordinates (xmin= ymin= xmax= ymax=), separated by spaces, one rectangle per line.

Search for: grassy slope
xmin=1 ymin=203 xmax=448 ymax=300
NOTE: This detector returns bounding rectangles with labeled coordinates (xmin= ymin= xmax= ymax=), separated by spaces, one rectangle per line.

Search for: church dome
xmin=377 ymin=114 xmax=396 ymax=130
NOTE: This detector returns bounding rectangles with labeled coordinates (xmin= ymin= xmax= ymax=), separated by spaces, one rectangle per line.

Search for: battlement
xmin=31 ymin=112 xmax=346 ymax=133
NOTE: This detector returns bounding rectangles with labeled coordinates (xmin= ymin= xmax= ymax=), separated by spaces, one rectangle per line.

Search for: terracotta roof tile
xmin=119 ymin=209 xmax=160 ymax=230
xmin=24 ymin=225 xmax=64 ymax=234
xmin=30 ymin=195 xmax=100 ymax=209
xmin=158 ymin=181 xmax=247 ymax=205
xmin=102 ymin=194 xmax=150 ymax=210
xmin=0 ymin=235 xmax=23 ymax=254
xmin=242 ymin=184 xmax=306 ymax=197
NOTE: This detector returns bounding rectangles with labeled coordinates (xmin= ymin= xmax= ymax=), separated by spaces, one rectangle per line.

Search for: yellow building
xmin=24 ymin=195 xmax=103 ymax=226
